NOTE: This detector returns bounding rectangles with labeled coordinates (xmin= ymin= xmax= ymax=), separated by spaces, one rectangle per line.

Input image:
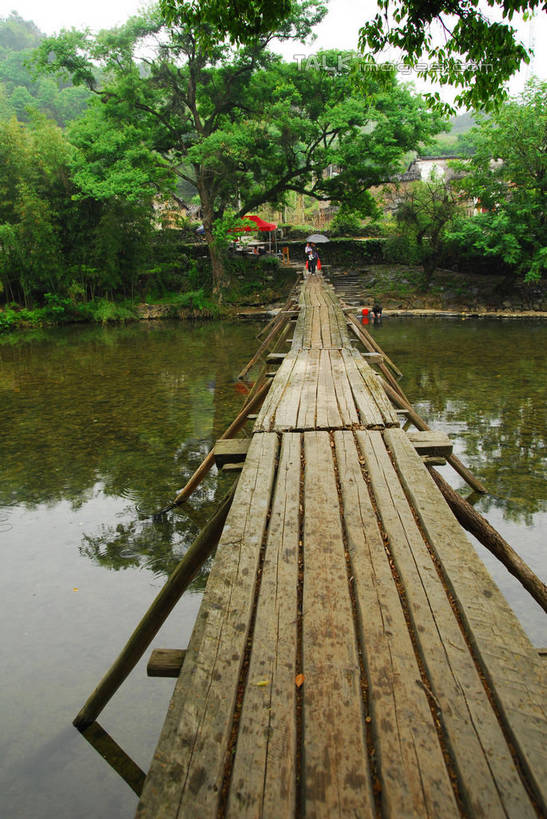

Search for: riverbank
xmin=2 ymin=262 xmax=545 ymax=334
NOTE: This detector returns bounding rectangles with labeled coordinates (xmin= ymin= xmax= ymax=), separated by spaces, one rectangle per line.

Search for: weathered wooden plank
xmin=406 ymin=430 xmax=453 ymax=456
xmin=227 ymin=433 xmax=301 ymax=817
xmin=329 ymin=349 xmax=360 ymax=426
xmin=341 ymin=348 xmax=385 ymax=427
xmin=302 ymin=431 xmax=375 ymax=817
xmin=296 ymin=349 xmax=320 ymax=430
xmin=273 ymin=351 xmax=308 ymax=430
xmin=213 ymin=438 xmax=250 ymax=467
xmin=310 ymin=306 xmax=322 ymax=348
xmin=334 ymin=431 xmax=458 ymax=817
xmin=352 ymin=349 xmax=400 ymax=426
xmin=358 ymin=429 xmax=537 ymax=818
xmin=147 ymin=649 xmax=186 ymax=678
xmin=384 ymin=426 xmax=547 ymax=812
xmin=316 ymin=349 xmax=342 ymax=429
xmin=253 ymin=352 xmax=297 ymax=432
xmin=137 ymin=433 xmax=279 ymax=818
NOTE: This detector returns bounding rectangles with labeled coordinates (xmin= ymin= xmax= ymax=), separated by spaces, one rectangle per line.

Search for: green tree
xmin=0 ymin=12 xmax=90 ymax=126
xmin=447 ymin=81 xmax=546 ymax=283
xmin=161 ymin=0 xmax=541 ymax=111
xmin=0 ymin=115 xmax=69 ymax=303
xmin=359 ymin=0 xmax=540 ymax=112
xmin=37 ymin=6 xmax=442 ymax=297
xmin=391 ymin=173 xmax=462 ymax=282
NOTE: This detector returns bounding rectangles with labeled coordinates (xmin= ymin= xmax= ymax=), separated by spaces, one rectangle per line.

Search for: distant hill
xmin=0 ymin=11 xmax=90 ymax=126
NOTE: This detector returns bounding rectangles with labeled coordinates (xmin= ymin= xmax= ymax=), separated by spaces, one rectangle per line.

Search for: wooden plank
xmin=302 ymin=431 xmax=375 ymax=817
xmin=341 ymin=348 xmax=384 ymax=427
xmin=358 ymin=429 xmax=537 ymax=817
xmin=407 ymin=430 xmax=453 ymax=456
xmin=316 ymin=349 xmax=342 ymax=429
xmin=334 ymin=431 xmax=458 ymax=817
xmin=310 ymin=306 xmax=322 ymax=349
xmin=329 ymin=349 xmax=359 ymax=426
xmin=213 ymin=438 xmax=250 ymax=467
xmin=296 ymin=349 xmax=320 ymax=430
xmin=273 ymin=350 xmax=308 ymax=431
xmin=351 ymin=349 xmax=399 ymax=425
xmin=147 ymin=649 xmax=186 ymax=678
xmin=227 ymin=433 xmax=301 ymax=817
xmin=384 ymin=426 xmax=547 ymax=812
xmin=253 ymin=352 xmax=297 ymax=432
xmin=137 ymin=433 xmax=279 ymax=818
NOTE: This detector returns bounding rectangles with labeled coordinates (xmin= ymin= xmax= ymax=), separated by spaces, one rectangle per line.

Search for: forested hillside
xmin=0 ymin=12 xmax=90 ymax=126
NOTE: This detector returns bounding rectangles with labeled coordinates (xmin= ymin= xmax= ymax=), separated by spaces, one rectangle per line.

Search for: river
xmin=1 ymin=316 xmax=545 ymax=818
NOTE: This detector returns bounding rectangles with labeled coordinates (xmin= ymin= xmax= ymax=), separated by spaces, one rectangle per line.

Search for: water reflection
xmin=1 ymin=316 xmax=545 ymax=819
xmin=372 ymin=318 xmax=546 ymax=524
xmin=1 ymin=321 xmax=257 ymax=579
xmin=80 ymin=722 xmax=146 ymax=797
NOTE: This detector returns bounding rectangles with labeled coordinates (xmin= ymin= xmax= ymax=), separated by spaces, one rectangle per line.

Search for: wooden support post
xmin=380 ymin=376 xmax=488 ymax=495
xmin=428 ymin=467 xmax=547 ymax=614
xmin=73 ymin=480 xmax=239 ymax=730
xmin=147 ymin=649 xmax=186 ymax=678
xmin=213 ymin=438 xmax=250 ymax=467
xmin=407 ymin=430 xmax=453 ymax=457
xmin=421 ymin=456 xmax=447 ymax=467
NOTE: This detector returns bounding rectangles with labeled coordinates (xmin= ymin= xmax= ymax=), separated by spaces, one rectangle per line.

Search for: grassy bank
xmin=0 ymin=264 xmax=297 ymax=333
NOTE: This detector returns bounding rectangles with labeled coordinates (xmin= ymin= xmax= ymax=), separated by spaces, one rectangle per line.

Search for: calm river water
xmin=1 ymin=316 xmax=545 ymax=818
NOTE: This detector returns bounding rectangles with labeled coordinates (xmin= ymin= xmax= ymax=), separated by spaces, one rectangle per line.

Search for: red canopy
xmin=245 ymin=214 xmax=277 ymax=232
xmin=233 ymin=214 xmax=277 ymax=233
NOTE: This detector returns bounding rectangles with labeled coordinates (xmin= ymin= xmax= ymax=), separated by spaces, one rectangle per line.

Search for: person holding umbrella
xmin=307 ymin=244 xmax=320 ymax=274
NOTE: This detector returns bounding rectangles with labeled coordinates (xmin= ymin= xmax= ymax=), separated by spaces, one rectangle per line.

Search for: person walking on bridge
xmin=308 ymin=245 xmax=320 ymax=275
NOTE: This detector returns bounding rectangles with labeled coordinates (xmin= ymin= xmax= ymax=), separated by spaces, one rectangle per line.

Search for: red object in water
xmin=362 ymin=307 xmax=369 ymax=316
xmin=361 ymin=316 xmax=369 ymax=325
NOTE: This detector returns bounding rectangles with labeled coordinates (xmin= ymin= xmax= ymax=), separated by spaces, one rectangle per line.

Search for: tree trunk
xmin=207 ymin=237 xmax=225 ymax=302
xmin=199 ymin=183 xmax=225 ymax=302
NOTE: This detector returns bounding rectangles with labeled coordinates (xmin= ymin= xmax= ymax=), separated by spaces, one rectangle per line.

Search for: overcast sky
xmin=2 ymin=0 xmax=544 ymax=103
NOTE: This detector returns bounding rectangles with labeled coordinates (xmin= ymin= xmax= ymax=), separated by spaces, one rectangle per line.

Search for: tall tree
xmin=359 ymin=0 xmax=540 ymax=111
xmin=448 ymin=80 xmax=546 ymax=283
xmin=37 ymin=5 xmax=442 ymax=296
xmin=160 ymin=0 xmax=541 ymax=111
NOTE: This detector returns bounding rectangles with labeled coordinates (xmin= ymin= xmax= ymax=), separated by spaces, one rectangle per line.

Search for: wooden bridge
xmin=131 ymin=274 xmax=546 ymax=817
xmin=72 ymin=273 xmax=546 ymax=817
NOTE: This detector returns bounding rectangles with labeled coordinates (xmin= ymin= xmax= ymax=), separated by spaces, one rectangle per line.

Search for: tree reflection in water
xmin=1 ymin=316 xmax=545 ymax=574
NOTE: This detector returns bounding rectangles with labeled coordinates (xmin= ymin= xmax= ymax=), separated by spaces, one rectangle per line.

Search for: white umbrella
xmin=306 ymin=233 xmax=329 ymax=242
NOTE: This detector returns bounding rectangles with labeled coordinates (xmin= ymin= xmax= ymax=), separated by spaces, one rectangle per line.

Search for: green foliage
xmin=0 ymin=12 xmax=90 ymax=126
xmin=35 ymin=8 xmax=443 ymax=296
xmin=392 ymin=174 xmax=463 ymax=281
xmin=159 ymin=0 xmax=317 ymax=45
xmin=329 ymin=210 xmax=363 ymax=237
xmin=448 ymin=81 xmax=547 ymax=283
xmin=279 ymin=224 xmax=317 ymax=239
xmin=358 ymin=0 xmax=539 ymax=112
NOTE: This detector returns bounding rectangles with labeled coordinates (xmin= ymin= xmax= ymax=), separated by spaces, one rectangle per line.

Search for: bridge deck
xmin=137 ymin=276 xmax=546 ymax=818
